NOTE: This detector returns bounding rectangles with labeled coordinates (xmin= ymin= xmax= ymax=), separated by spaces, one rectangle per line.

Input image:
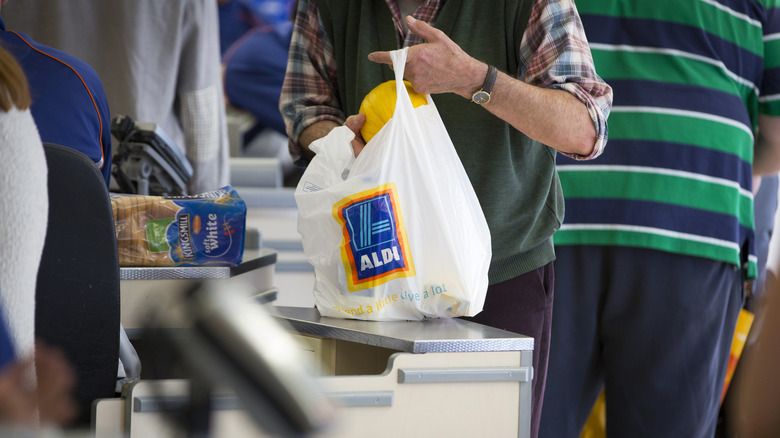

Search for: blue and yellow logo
xmin=333 ymin=183 xmax=415 ymax=292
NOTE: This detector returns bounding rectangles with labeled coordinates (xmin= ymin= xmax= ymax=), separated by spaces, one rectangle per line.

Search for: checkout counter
xmin=97 ymin=246 xmax=534 ymax=436
xmin=92 ymin=165 xmax=534 ymax=437
xmin=96 ymin=303 xmax=534 ymax=438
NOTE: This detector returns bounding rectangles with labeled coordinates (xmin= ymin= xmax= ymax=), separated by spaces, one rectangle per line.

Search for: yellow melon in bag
xmin=359 ymin=80 xmax=427 ymax=143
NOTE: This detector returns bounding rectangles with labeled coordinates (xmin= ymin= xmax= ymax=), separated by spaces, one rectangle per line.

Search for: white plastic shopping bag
xmin=294 ymin=48 xmax=491 ymax=321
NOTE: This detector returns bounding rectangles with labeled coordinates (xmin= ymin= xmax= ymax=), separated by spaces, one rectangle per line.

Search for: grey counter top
xmin=119 ymin=247 xmax=276 ymax=280
xmin=269 ymin=306 xmax=534 ymax=354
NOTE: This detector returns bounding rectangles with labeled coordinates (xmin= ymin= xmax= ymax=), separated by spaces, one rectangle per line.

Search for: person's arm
xmin=178 ymin=0 xmax=230 ymax=194
xmin=752 ymin=0 xmax=780 ymax=177
xmin=279 ymin=0 xmax=347 ymax=164
xmin=470 ymin=61 xmax=597 ymax=156
xmin=298 ymin=120 xmax=340 ymax=159
xmin=732 ymin=5 xmax=780 ymax=432
xmin=368 ymin=10 xmax=612 ymax=158
xmin=751 ymin=115 xmax=780 ymax=176
xmin=735 ymin=283 xmax=780 ymax=437
xmin=299 ymin=115 xmax=366 ymax=158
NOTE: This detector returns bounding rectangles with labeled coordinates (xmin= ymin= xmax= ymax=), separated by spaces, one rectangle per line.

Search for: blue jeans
xmin=540 ymin=246 xmax=743 ymax=438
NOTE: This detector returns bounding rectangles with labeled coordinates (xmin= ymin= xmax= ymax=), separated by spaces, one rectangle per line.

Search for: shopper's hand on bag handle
xmin=369 ymin=16 xmax=598 ymax=157
xmin=345 ymin=113 xmax=367 ymax=157
xmin=368 ymin=16 xmax=485 ymax=99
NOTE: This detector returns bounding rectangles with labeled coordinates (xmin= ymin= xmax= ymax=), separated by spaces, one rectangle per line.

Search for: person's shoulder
xmin=3 ymin=30 xmax=103 ymax=83
xmin=32 ymin=40 xmax=100 ymax=79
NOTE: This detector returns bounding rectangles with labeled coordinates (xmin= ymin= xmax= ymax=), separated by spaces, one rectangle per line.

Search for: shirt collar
xmin=385 ymin=0 xmax=441 ymax=47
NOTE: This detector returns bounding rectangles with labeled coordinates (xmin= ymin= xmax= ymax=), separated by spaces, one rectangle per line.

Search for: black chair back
xmin=37 ymin=143 xmax=120 ymax=426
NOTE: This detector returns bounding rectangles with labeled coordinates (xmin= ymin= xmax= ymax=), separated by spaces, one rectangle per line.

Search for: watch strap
xmin=482 ymin=65 xmax=497 ymax=95
xmin=471 ymin=64 xmax=498 ymax=104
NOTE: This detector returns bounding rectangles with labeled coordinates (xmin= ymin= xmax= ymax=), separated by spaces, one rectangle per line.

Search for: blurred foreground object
xmin=142 ymin=279 xmax=336 ymax=437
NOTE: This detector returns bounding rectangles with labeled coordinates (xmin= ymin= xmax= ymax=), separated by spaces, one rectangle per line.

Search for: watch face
xmin=472 ymin=91 xmax=490 ymax=105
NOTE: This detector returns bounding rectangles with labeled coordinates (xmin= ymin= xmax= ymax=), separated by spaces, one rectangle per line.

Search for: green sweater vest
xmin=318 ymin=0 xmax=563 ymax=284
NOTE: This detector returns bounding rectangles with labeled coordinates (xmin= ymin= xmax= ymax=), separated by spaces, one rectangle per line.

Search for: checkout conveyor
xmin=95 ymin=302 xmax=534 ymax=437
xmin=101 ymin=182 xmax=535 ymax=437
xmin=119 ymin=246 xmax=278 ymax=335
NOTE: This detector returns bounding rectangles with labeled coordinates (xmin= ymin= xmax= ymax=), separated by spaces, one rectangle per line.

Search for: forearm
xmin=452 ymin=60 xmax=596 ymax=155
xmin=482 ymin=69 xmax=597 ymax=156
xmin=752 ymin=114 xmax=780 ymax=176
xmin=390 ymin=20 xmax=600 ymax=157
xmin=298 ymin=120 xmax=341 ymax=159
xmin=181 ymin=85 xmax=229 ymax=193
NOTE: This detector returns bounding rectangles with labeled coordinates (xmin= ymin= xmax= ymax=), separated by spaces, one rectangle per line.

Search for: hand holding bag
xmin=294 ymin=48 xmax=491 ymax=321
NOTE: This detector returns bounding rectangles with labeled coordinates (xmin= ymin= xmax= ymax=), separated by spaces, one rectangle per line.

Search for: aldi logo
xmin=333 ymin=183 xmax=415 ymax=292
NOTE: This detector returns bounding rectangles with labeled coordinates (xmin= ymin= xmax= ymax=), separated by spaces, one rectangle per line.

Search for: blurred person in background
xmin=218 ymin=0 xmax=292 ymax=55
xmin=3 ymin=0 xmax=231 ymax=194
xmin=222 ymin=0 xmax=299 ymax=183
xmin=0 ymin=1 xmax=112 ymax=187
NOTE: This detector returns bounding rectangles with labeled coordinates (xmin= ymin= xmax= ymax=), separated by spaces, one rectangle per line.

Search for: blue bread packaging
xmin=111 ymin=186 xmax=246 ymax=266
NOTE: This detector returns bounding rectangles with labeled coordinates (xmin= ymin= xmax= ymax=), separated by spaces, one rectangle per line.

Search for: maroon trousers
xmin=463 ymin=261 xmax=555 ymax=438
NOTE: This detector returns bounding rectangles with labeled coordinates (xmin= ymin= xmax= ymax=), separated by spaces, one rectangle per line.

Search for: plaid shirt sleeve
xmin=521 ymin=0 xmax=613 ymax=160
xmin=279 ymin=0 xmax=344 ymax=163
xmin=281 ymin=0 xmax=612 ymax=163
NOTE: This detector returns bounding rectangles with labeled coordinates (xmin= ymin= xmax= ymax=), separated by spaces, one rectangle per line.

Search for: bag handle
xmin=390 ymin=48 xmax=416 ymax=118
xmin=389 ymin=48 xmax=436 ymax=120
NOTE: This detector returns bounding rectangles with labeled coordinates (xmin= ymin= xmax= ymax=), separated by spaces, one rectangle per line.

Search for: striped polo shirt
xmin=555 ymin=0 xmax=780 ymax=279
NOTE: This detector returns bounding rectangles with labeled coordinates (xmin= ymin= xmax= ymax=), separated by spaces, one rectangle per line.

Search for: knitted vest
xmin=318 ymin=0 xmax=563 ymax=283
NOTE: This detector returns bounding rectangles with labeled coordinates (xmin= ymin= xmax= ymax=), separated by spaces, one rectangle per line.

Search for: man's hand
xmin=368 ymin=16 xmax=484 ymax=98
xmin=369 ymin=15 xmax=598 ymax=156
xmin=299 ymin=115 xmax=367 ymax=159
xmin=345 ymin=113 xmax=367 ymax=157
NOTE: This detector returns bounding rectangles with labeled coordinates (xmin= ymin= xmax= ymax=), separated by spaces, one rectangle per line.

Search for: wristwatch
xmin=471 ymin=64 xmax=497 ymax=105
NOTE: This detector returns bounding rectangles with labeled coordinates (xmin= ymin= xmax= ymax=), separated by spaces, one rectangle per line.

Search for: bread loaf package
xmin=111 ymin=186 xmax=246 ymax=266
